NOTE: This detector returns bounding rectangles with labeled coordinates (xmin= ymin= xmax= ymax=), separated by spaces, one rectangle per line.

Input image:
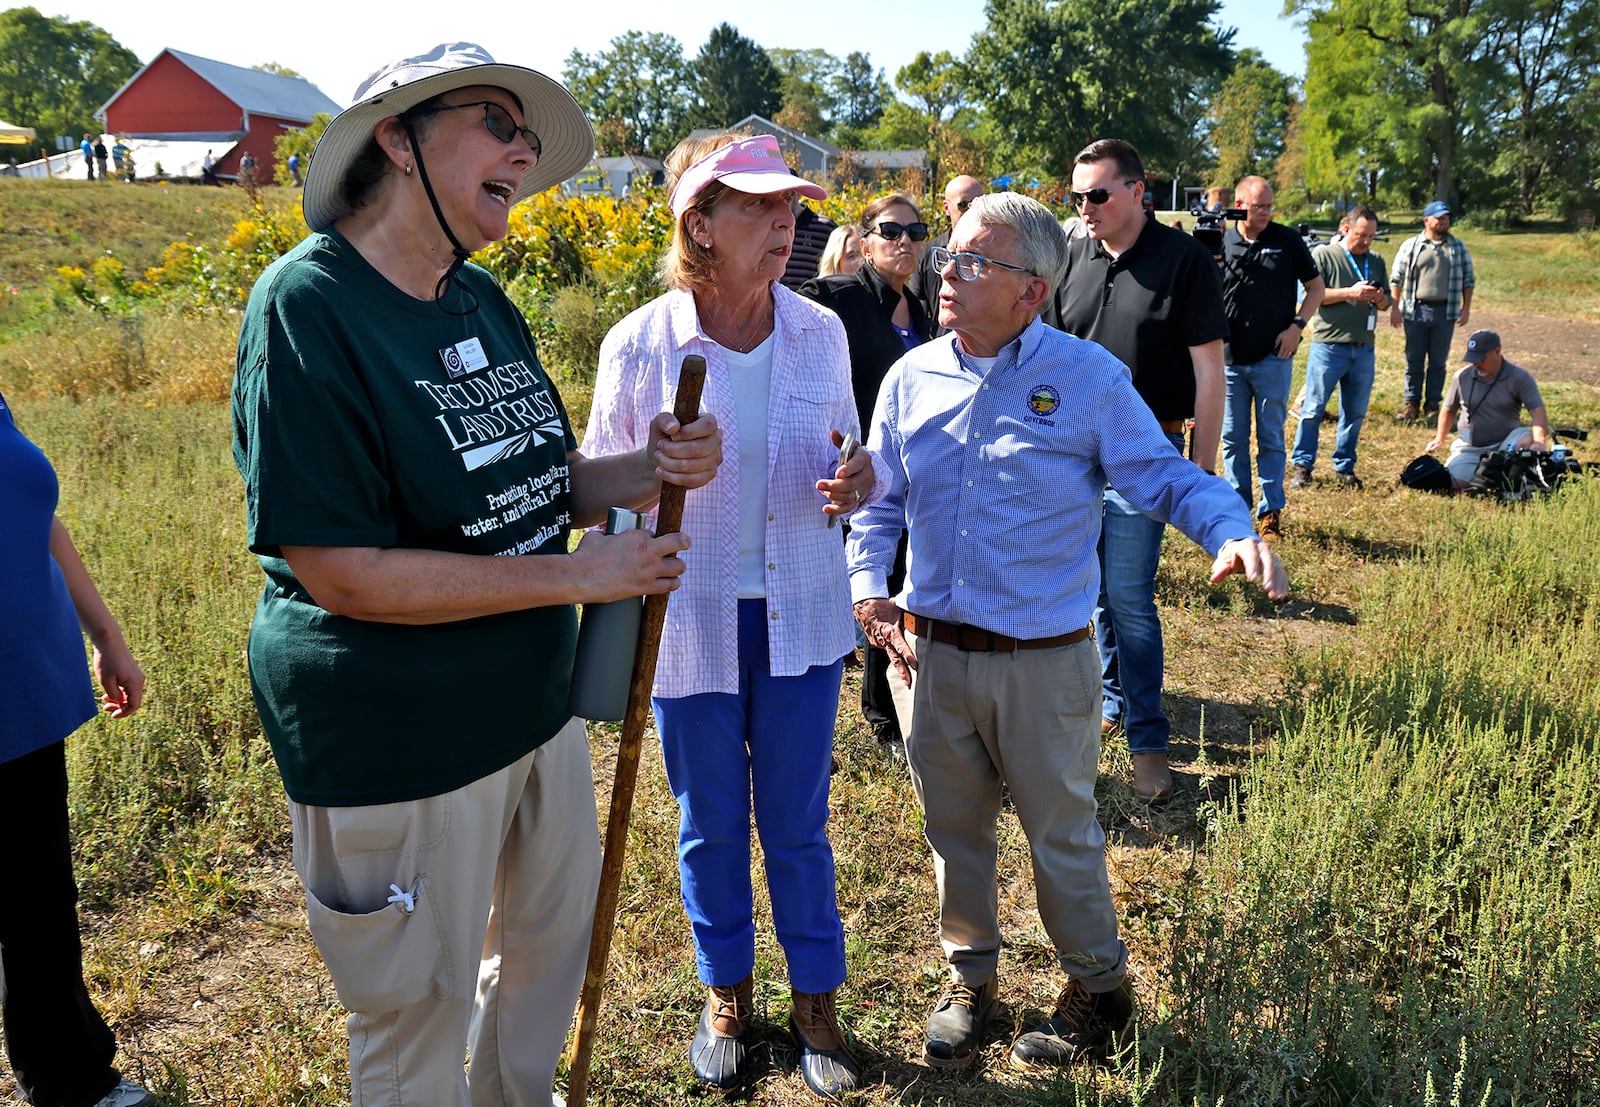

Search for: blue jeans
xmin=1292 ymin=342 xmax=1375 ymax=476
xmin=1094 ymin=430 xmax=1184 ymax=755
xmin=1403 ymin=313 xmax=1455 ymax=409
xmin=652 ymin=599 xmax=847 ymax=994
xmin=1222 ymin=354 xmax=1292 ymax=516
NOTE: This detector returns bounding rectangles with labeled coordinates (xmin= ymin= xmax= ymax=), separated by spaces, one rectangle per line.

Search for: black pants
xmin=0 ymin=742 xmax=121 ymax=1107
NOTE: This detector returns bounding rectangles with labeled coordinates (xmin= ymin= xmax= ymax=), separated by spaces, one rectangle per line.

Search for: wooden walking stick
xmin=567 ymin=353 xmax=707 ymax=1107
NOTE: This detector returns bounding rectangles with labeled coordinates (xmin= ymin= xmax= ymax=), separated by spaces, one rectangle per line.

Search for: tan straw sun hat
xmin=302 ymin=42 xmax=593 ymax=232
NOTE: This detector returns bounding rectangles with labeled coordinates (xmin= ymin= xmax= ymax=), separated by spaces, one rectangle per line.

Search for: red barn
xmin=96 ymin=48 xmax=341 ymax=181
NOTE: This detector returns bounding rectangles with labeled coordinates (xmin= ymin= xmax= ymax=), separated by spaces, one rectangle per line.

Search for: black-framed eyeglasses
xmin=931 ymin=245 xmax=1035 ymax=282
xmin=870 ymin=220 xmax=930 ymax=242
xmin=413 ymin=100 xmax=542 ymax=161
xmin=1068 ymin=180 xmax=1139 ymax=208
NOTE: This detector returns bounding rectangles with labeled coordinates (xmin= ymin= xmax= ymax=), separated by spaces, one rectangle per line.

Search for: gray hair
xmin=963 ymin=193 xmax=1069 ymax=290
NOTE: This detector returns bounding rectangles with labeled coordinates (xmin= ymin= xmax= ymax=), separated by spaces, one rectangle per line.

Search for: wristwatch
xmin=1291 ymin=317 xmax=1308 ymax=329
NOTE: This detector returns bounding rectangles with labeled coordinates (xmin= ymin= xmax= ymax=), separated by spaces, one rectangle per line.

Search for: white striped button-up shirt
xmin=584 ymin=284 xmax=874 ymax=698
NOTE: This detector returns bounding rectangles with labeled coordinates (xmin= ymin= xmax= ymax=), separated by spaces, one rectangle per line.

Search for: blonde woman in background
xmin=818 ymin=223 xmax=865 ymax=277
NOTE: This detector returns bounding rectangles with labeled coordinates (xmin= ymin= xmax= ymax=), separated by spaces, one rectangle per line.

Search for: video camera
xmin=1190 ymin=202 xmax=1246 ymax=256
xmin=1468 ymin=427 xmax=1589 ymax=501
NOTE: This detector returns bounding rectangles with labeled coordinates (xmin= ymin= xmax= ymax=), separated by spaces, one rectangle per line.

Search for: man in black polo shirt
xmin=1044 ymin=137 xmax=1228 ymax=803
xmin=1219 ymin=176 xmax=1325 ymax=540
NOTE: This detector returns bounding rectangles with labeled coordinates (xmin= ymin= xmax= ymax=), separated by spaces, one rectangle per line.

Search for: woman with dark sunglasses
xmin=801 ymin=192 xmax=932 ymax=763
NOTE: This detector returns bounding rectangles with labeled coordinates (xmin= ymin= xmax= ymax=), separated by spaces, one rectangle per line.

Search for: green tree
xmin=1482 ymin=0 xmax=1600 ymax=214
xmin=1207 ymin=51 xmax=1294 ymax=187
xmin=964 ymin=0 xmax=1234 ymax=178
xmin=252 ymin=62 xmax=300 ymax=77
xmin=273 ymin=111 xmax=329 ymax=186
xmin=769 ymin=48 xmax=842 ymax=137
xmin=830 ymin=51 xmax=890 ymax=137
xmin=1290 ymin=0 xmax=1502 ymax=208
xmin=690 ymin=23 xmax=781 ymax=129
xmin=562 ymin=32 xmax=691 ymax=157
xmin=0 ymin=7 xmax=139 ymax=145
xmin=893 ymin=51 xmax=975 ymax=187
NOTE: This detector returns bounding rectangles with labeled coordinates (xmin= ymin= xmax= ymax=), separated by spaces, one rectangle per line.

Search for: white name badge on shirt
xmin=439 ymin=336 xmax=489 ymax=380
xmin=1367 ymin=310 xmax=1378 ymax=331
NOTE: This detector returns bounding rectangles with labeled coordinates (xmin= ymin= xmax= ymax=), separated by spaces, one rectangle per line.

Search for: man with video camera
xmin=1425 ymin=330 xmax=1549 ymax=490
xmin=1218 ymin=177 xmax=1325 ymax=539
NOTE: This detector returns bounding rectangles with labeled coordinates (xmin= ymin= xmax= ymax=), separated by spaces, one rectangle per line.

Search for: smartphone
xmin=828 ymin=427 xmax=860 ymax=529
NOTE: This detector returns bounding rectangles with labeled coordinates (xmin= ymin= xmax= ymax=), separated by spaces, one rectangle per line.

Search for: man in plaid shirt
xmin=1389 ymin=201 xmax=1476 ymax=422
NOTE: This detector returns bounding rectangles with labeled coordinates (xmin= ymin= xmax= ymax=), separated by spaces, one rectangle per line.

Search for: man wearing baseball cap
xmin=1390 ymin=200 xmax=1476 ymax=422
xmin=1424 ymin=330 xmax=1549 ymax=489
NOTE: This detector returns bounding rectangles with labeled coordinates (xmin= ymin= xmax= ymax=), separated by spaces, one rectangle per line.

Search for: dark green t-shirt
xmin=1311 ymin=241 xmax=1388 ymax=346
xmin=232 ymin=231 xmax=579 ymax=806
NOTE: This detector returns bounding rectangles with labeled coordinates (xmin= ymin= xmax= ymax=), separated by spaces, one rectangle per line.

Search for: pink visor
xmin=668 ymin=134 xmax=827 ymax=218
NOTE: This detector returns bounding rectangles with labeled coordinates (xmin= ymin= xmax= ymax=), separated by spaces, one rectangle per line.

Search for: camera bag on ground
xmin=1400 ymin=455 xmax=1454 ymax=494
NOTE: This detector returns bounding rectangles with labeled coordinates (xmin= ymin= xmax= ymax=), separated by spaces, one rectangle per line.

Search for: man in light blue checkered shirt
xmin=847 ymin=193 xmax=1286 ymax=1075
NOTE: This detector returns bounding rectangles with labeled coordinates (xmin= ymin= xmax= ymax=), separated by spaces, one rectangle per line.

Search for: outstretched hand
xmin=1210 ymin=538 xmax=1288 ymax=601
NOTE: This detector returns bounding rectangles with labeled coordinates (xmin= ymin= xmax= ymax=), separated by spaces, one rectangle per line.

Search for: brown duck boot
xmin=689 ymin=974 xmax=753 ymax=1089
xmin=1010 ymin=977 xmax=1135 ymax=1069
xmin=789 ymin=987 xmax=862 ymax=1099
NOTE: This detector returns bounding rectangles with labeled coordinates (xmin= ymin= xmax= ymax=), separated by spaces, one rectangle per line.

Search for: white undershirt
xmin=724 ymin=334 xmax=774 ymax=599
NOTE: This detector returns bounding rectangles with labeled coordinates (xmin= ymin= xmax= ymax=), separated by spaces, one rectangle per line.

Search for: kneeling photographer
xmin=1425 ymin=330 xmax=1549 ymax=490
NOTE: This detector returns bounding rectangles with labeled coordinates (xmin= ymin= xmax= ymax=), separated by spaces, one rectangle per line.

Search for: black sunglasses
xmin=415 ymin=100 xmax=542 ymax=160
xmin=1068 ymin=180 xmax=1139 ymax=207
xmin=871 ymin=220 xmax=930 ymax=242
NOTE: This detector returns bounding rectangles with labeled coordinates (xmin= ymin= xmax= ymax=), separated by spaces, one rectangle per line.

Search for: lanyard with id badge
xmin=1342 ymin=245 xmax=1378 ymax=331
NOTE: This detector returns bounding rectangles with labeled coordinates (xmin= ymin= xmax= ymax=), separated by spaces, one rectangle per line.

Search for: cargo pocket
xmin=303 ymin=874 xmax=453 ymax=1013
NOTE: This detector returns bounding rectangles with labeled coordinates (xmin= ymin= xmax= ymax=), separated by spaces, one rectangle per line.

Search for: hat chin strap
xmin=405 ymin=121 xmax=480 ymax=317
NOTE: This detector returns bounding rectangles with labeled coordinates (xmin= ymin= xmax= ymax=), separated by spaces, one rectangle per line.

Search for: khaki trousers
xmin=901 ymin=632 xmax=1128 ymax=991
xmin=289 ymin=718 xmax=600 ymax=1107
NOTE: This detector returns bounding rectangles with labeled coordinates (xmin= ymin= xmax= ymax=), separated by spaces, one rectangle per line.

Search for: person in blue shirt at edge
xmin=847 ymin=193 xmax=1287 ymax=1076
xmin=1 ymin=388 xmax=158 ymax=1107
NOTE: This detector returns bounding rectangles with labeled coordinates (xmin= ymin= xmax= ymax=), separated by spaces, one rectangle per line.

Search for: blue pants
xmin=652 ymin=599 xmax=847 ymax=994
xmin=1403 ymin=313 xmax=1455 ymax=409
xmin=1222 ymin=354 xmax=1293 ymax=517
xmin=1094 ymin=430 xmax=1184 ymax=756
xmin=1292 ymin=342 xmax=1375 ymax=476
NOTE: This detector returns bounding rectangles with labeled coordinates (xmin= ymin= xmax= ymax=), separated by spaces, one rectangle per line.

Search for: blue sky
xmin=49 ymin=0 xmax=1307 ymax=109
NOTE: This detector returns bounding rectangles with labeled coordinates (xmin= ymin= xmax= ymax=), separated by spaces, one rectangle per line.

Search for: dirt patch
xmin=1468 ymin=309 xmax=1600 ymax=383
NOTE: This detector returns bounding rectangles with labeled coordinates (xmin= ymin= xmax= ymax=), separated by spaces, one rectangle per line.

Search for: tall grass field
xmin=2 ymin=177 xmax=1598 ymax=1105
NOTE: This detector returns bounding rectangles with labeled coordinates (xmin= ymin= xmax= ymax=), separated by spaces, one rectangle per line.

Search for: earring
xmin=404 ymin=163 xmax=413 ymax=176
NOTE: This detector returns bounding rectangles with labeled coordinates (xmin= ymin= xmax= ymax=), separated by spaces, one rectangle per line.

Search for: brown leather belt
xmin=1158 ymin=418 xmax=1188 ymax=433
xmin=900 ymin=611 xmax=1090 ymax=653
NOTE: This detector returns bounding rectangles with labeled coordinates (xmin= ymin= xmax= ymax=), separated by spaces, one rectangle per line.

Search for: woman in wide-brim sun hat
xmin=230 ymin=42 xmax=723 ymax=1105
xmin=582 ymin=131 xmax=878 ymax=1100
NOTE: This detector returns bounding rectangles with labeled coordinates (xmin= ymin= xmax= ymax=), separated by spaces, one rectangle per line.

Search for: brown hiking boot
xmin=1131 ymin=752 xmax=1172 ymax=804
xmin=1010 ymin=978 xmax=1135 ymax=1069
xmin=790 ymin=988 xmax=861 ymax=1099
xmin=690 ymin=974 xmax=753 ymax=1089
xmin=1396 ymin=402 xmax=1419 ymax=423
xmin=1256 ymin=510 xmax=1282 ymax=541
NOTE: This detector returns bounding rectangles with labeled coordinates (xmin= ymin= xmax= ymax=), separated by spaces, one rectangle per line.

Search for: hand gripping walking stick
xmin=567 ymin=353 xmax=707 ymax=1106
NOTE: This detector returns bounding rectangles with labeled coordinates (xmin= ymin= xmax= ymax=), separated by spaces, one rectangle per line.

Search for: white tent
xmin=0 ymin=118 xmax=36 ymax=146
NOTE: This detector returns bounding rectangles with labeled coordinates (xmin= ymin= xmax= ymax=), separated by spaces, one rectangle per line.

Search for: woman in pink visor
xmin=584 ymin=132 xmax=877 ymax=1099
